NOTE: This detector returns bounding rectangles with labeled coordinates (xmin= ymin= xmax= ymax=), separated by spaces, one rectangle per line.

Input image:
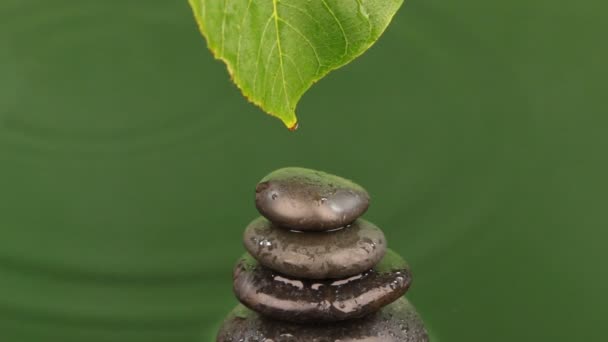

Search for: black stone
xmin=255 ymin=167 xmax=370 ymax=231
xmin=233 ymin=249 xmax=411 ymax=323
xmin=217 ymin=297 xmax=429 ymax=342
xmin=244 ymin=217 xmax=387 ymax=279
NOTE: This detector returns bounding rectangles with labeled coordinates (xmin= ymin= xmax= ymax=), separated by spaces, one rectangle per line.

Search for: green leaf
xmin=188 ymin=0 xmax=404 ymax=129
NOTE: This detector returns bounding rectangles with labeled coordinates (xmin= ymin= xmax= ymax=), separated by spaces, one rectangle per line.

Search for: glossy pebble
xmin=255 ymin=167 xmax=370 ymax=231
xmin=233 ymin=249 xmax=411 ymax=322
xmin=217 ymin=297 xmax=429 ymax=342
xmin=243 ymin=217 xmax=386 ymax=279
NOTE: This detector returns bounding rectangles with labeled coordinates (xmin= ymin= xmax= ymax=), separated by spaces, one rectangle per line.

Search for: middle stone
xmin=233 ymin=249 xmax=412 ymax=322
xmin=244 ymin=217 xmax=387 ymax=279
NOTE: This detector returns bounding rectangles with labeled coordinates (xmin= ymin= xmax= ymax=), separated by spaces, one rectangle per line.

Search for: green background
xmin=1 ymin=0 xmax=606 ymax=341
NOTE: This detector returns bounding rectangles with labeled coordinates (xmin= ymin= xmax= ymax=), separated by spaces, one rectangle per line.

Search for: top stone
xmin=255 ymin=167 xmax=370 ymax=231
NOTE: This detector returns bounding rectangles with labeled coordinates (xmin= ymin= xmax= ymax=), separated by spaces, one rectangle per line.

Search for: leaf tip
xmin=279 ymin=113 xmax=299 ymax=131
xmin=288 ymin=121 xmax=299 ymax=132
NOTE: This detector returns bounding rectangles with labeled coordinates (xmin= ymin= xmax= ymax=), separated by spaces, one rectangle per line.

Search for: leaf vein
xmin=220 ymin=0 xmax=228 ymax=56
xmin=260 ymin=41 xmax=278 ymax=96
xmin=321 ymin=0 xmax=349 ymax=57
xmin=268 ymin=65 xmax=282 ymax=104
xmin=235 ymin=0 xmax=254 ymax=77
xmin=272 ymin=0 xmax=291 ymax=110
xmin=251 ymin=15 xmax=275 ymax=97
xmin=201 ymin=0 xmax=207 ymax=22
xmin=283 ymin=53 xmax=305 ymax=87
xmin=280 ymin=2 xmax=322 ymax=27
xmin=354 ymin=0 xmax=373 ymax=43
xmin=278 ymin=18 xmax=322 ymax=73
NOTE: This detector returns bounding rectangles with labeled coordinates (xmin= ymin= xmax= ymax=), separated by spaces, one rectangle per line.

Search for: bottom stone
xmin=216 ymin=297 xmax=429 ymax=342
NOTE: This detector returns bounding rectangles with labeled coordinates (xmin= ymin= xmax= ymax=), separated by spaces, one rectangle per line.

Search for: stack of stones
xmin=217 ymin=167 xmax=428 ymax=341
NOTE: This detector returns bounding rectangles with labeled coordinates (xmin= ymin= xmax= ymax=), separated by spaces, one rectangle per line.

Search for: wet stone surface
xmin=244 ymin=217 xmax=387 ymax=279
xmin=217 ymin=297 xmax=429 ymax=342
xmin=255 ymin=167 xmax=370 ymax=231
xmin=233 ymin=249 xmax=411 ymax=323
